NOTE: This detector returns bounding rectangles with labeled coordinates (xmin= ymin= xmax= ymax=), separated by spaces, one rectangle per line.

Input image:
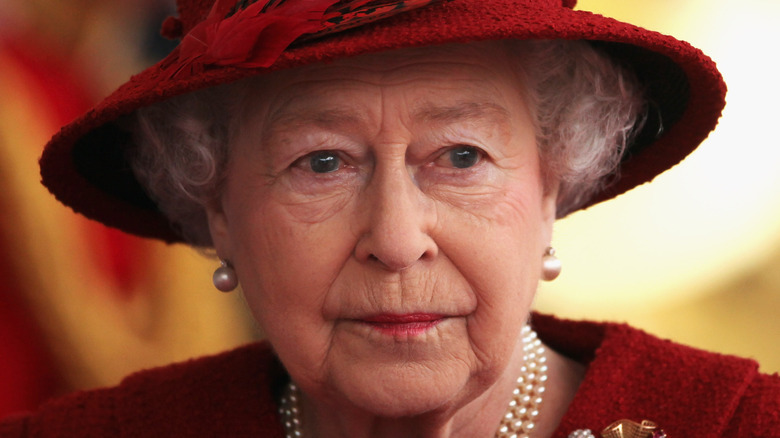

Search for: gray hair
xmin=129 ymin=40 xmax=644 ymax=246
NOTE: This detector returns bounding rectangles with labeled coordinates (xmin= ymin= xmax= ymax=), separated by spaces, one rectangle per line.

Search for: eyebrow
xmin=412 ymin=101 xmax=512 ymax=125
xmin=258 ymin=105 xmax=368 ymax=150
xmin=268 ymin=106 xmax=368 ymax=132
xmin=262 ymin=100 xmax=512 ymax=144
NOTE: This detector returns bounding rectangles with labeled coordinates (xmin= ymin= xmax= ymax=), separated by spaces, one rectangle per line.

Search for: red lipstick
xmin=361 ymin=313 xmax=444 ymax=336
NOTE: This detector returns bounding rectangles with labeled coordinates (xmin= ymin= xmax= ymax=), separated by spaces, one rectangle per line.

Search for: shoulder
xmin=723 ymin=370 xmax=780 ymax=436
xmin=532 ymin=313 xmax=780 ymax=437
xmin=0 ymin=383 xmax=120 ymax=438
xmin=0 ymin=342 xmax=286 ymax=437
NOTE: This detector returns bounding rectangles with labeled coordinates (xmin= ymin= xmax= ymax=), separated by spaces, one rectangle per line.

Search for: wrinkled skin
xmin=207 ymin=42 xmax=568 ymax=437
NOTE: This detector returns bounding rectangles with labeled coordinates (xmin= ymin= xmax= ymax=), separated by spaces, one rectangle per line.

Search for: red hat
xmin=39 ymin=0 xmax=726 ymax=243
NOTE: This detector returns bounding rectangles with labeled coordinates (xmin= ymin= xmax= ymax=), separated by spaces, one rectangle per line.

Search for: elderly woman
xmin=2 ymin=0 xmax=778 ymax=437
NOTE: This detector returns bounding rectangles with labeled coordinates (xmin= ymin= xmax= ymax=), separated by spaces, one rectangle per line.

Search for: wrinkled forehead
xmin=236 ymin=41 xmax=531 ymax=129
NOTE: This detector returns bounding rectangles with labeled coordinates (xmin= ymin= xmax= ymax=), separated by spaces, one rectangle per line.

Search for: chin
xmin=326 ymin=360 xmax=477 ymax=419
xmin=345 ymin=387 xmax=456 ymax=419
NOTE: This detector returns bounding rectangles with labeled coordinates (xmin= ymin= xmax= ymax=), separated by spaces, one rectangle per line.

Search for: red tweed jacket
xmin=1 ymin=315 xmax=778 ymax=437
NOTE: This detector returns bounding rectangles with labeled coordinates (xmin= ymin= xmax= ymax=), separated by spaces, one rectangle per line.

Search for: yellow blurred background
xmin=0 ymin=0 xmax=777 ymax=417
xmin=537 ymin=0 xmax=780 ymax=373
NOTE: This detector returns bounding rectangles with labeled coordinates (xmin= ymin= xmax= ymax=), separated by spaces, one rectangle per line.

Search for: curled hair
xmin=129 ymin=83 xmax=243 ymax=245
xmin=504 ymin=40 xmax=644 ymax=216
xmin=130 ymin=40 xmax=645 ymax=246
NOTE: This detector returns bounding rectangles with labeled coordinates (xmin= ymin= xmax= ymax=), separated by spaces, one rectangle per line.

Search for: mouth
xmin=358 ymin=313 xmax=445 ymax=336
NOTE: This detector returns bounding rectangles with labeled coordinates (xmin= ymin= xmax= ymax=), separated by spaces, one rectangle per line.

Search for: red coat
xmin=2 ymin=314 xmax=778 ymax=437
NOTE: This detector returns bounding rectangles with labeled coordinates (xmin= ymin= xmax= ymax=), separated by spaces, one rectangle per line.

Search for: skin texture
xmin=207 ymin=43 xmax=574 ymax=437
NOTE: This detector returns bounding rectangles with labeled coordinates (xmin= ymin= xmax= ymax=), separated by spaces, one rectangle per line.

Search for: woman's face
xmin=207 ymin=43 xmax=557 ymax=417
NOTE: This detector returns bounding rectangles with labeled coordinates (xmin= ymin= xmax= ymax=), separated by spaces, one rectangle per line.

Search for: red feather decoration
xmin=178 ymin=0 xmax=339 ymax=68
xmin=313 ymin=0 xmax=443 ymax=39
xmin=170 ymin=0 xmax=443 ymax=76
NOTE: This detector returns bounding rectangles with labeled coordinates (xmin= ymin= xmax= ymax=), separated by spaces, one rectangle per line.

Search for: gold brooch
xmin=569 ymin=419 xmax=666 ymax=438
xmin=601 ymin=419 xmax=666 ymax=438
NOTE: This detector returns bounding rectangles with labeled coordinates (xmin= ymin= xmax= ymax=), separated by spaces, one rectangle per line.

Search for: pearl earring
xmin=213 ymin=259 xmax=238 ymax=292
xmin=541 ymin=247 xmax=562 ymax=281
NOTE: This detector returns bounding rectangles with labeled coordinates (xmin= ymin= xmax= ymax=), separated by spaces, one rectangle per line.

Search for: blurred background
xmin=0 ymin=0 xmax=777 ymax=419
xmin=537 ymin=0 xmax=780 ymax=373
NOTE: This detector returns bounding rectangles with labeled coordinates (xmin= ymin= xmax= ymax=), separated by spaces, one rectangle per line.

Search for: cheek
xmin=226 ymin=190 xmax=361 ymax=369
xmin=235 ymin=205 xmax=355 ymax=313
xmin=223 ymin=160 xmax=359 ymax=298
xmin=436 ymin=174 xmax=546 ymax=279
xmin=433 ymin=178 xmax=547 ymax=358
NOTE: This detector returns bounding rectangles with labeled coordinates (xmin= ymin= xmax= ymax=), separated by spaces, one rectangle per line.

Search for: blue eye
xmin=309 ymin=151 xmax=340 ymax=173
xmin=448 ymin=146 xmax=481 ymax=169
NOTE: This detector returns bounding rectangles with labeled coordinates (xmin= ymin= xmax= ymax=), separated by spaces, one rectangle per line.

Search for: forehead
xmin=239 ymin=42 xmax=529 ymax=124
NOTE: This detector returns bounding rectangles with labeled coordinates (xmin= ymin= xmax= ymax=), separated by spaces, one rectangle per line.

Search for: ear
xmin=205 ymin=199 xmax=231 ymax=259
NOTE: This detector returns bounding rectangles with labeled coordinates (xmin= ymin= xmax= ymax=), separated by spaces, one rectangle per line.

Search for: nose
xmin=354 ymin=154 xmax=438 ymax=271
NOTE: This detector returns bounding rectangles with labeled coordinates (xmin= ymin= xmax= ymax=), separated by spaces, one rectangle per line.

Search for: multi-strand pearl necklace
xmin=279 ymin=382 xmax=303 ymax=437
xmin=278 ymin=325 xmax=548 ymax=438
xmin=496 ymin=325 xmax=548 ymax=437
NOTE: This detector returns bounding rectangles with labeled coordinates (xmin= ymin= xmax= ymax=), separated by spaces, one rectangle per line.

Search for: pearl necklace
xmin=279 ymin=325 xmax=547 ymax=438
xmin=495 ymin=325 xmax=548 ymax=437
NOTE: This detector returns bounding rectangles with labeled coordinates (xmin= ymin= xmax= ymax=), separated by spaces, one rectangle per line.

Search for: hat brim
xmin=39 ymin=0 xmax=725 ymax=243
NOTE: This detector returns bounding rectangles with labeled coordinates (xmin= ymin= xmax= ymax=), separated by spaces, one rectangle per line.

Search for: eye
xmin=306 ymin=151 xmax=341 ymax=173
xmin=438 ymin=146 xmax=482 ymax=169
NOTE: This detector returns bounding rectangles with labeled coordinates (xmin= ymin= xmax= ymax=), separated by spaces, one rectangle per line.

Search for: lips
xmin=359 ymin=313 xmax=445 ymax=336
